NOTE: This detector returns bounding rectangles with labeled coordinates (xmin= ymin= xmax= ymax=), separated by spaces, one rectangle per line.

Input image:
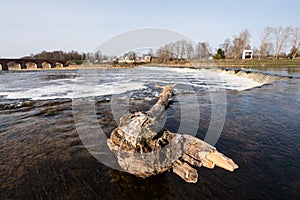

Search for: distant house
xmin=135 ymin=55 xmax=152 ymax=63
xmin=242 ymin=50 xmax=253 ymax=59
xmin=118 ymin=56 xmax=135 ymax=64
xmin=117 ymin=55 xmax=152 ymax=64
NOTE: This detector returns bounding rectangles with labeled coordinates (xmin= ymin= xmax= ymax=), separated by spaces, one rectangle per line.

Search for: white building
xmin=242 ymin=50 xmax=253 ymax=59
xmin=118 ymin=56 xmax=135 ymax=63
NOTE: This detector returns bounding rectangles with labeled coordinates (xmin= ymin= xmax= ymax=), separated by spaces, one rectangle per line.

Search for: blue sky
xmin=1 ymin=0 xmax=299 ymax=57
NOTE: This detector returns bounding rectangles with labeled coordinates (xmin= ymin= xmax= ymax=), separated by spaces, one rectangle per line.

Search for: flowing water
xmin=0 ymin=66 xmax=299 ymax=200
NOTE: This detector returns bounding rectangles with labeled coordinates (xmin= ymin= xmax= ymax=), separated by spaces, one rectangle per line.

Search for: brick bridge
xmin=0 ymin=59 xmax=69 ymax=70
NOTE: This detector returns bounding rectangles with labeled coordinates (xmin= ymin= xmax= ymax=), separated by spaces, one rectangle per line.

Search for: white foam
xmin=0 ymin=67 xmax=264 ymax=100
xmin=141 ymin=66 xmax=262 ymax=91
xmin=218 ymin=72 xmax=262 ymax=91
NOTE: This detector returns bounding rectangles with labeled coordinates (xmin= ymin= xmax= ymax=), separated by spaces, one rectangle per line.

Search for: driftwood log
xmin=107 ymin=85 xmax=238 ymax=183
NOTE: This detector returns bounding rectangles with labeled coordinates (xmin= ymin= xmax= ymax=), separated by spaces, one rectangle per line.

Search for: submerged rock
xmin=107 ymin=85 xmax=238 ymax=183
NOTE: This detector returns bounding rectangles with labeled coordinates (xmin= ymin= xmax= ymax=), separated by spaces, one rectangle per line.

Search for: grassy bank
xmin=211 ymin=59 xmax=300 ymax=68
xmin=150 ymin=59 xmax=300 ymax=69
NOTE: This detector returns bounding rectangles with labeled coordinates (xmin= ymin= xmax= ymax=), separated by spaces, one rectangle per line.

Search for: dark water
xmin=1 ymin=67 xmax=300 ymax=199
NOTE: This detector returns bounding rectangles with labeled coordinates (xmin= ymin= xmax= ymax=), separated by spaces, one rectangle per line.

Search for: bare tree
xmin=290 ymin=27 xmax=300 ymax=59
xmin=259 ymin=27 xmax=273 ymax=59
xmin=273 ymin=26 xmax=292 ymax=59
xmin=156 ymin=47 xmax=170 ymax=63
xmin=220 ymin=38 xmax=232 ymax=58
xmin=231 ymin=36 xmax=240 ymax=59
xmin=196 ymin=42 xmax=210 ymax=60
xmin=265 ymin=42 xmax=274 ymax=58
xmin=231 ymin=29 xmax=251 ymax=59
xmin=87 ymin=52 xmax=94 ymax=61
xmin=252 ymin=47 xmax=259 ymax=58
xmin=186 ymin=41 xmax=194 ymax=60
xmin=179 ymin=39 xmax=188 ymax=59
xmin=239 ymin=29 xmax=251 ymax=51
xmin=94 ymin=50 xmax=102 ymax=62
xmin=164 ymin=43 xmax=175 ymax=59
xmin=173 ymin=40 xmax=181 ymax=59
xmin=163 ymin=39 xmax=187 ymax=60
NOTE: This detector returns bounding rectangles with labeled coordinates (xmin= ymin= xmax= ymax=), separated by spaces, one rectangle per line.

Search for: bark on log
xmin=107 ymin=85 xmax=238 ymax=183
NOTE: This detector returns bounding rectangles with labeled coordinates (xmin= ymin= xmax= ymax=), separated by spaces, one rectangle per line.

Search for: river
xmin=1 ymin=66 xmax=299 ymax=199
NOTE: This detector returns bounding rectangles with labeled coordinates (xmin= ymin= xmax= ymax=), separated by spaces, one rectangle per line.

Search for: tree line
xmin=156 ymin=26 xmax=299 ymax=62
xmin=220 ymin=26 xmax=299 ymax=60
xmin=23 ymin=50 xmax=83 ymax=61
xmin=23 ymin=26 xmax=299 ymax=63
xmin=156 ymin=40 xmax=211 ymax=63
xmin=22 ymin=50 xmax=106 ymax=63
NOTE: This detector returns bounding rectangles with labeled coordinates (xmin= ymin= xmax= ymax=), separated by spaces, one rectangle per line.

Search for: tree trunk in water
xmin=107 ymin=85 xmax=238 ymax=183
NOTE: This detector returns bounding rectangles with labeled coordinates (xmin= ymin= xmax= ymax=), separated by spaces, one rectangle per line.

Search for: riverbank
xmin=2 ymin=59 xmax=300 ymax=71
xmin=151 ymin=59 xmax=300 ymax=69
xmin=2 ymin=64 xmax=136 ymax=71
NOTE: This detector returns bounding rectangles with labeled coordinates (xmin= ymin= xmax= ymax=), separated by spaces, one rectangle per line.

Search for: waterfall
xmin=217 ymin=69 xmax=291 ymax=84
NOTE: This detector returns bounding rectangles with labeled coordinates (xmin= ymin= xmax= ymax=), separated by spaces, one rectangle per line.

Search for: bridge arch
xmin=24 ymin=61 xmax=40 ymax=69
xmin=0 ymin=59 xmax=69 ymax=70
xmin=7 ymin=61 xmax=23 ymax=70
xmin=42 ymin=61 xmax=53 ymax=69
xmin=55 ymin=62 xmax=64 ymax=68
